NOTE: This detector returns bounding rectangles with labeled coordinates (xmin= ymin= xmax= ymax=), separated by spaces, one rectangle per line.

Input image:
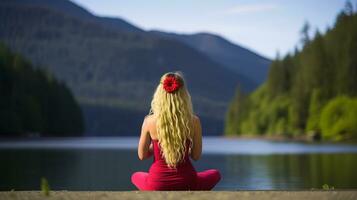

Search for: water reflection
xmin=0 ymin=149 xmax=150 ymax=190
xmin=1 ymin=138 xmax=357 ymax=190
xmin=223 ymin=154 xmax=357 ymax=190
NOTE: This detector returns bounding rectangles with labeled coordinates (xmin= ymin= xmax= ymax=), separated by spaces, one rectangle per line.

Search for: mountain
xmin=149 ymin=31 xmax=271 ymax=85
xmin=0 ymin=0 xmax=270 ymax=136
xmin=1 ymin=0 xmax=143 ymax=33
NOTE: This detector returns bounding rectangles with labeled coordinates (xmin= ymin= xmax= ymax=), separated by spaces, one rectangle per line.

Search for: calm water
xmin=1 ymin=137 xmax=357 ymax=190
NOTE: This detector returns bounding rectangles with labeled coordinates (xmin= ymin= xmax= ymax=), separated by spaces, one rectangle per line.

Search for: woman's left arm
xmin=137 ymin=117 xmax=153 ymax=160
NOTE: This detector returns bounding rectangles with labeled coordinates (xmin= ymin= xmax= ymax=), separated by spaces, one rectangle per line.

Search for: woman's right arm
xmin=137 ymin=116 xmax=153 ymax=160
xmin=190 ymin=115 xmax=202 ymax=161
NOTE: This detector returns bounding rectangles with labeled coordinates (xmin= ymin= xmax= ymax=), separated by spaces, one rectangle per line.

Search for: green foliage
xmin=319 ymin=96 xmax=357 ymax=141
xmin=266 ymin=55 xmax=294 ymax=96
xmin=306 ymin=89 xmax=324 ymax=133
xmin=240 ymin=85 xmax=269 ymax=135
xmin=0 ymin=43 xmax=84 ymax=136
xmin=41 ymin=177 xmax=50 ymax=196
xmin=225 ymin=7 xmax=357 ymax=140
xmin=240 ymin=90 xmax=292 ymax=136
xmin=224 ymin=86 xmax=248 ymax=135
xmin=322 ymin=183 xmax=334 ymax=190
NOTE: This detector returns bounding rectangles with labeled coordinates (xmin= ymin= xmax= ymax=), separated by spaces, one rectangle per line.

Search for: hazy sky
xmin=72 ymin=0 xmax=347 ymax=59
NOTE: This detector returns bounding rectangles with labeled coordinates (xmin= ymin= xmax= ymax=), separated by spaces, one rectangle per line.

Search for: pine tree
xmin=224 ymin=86 xmax=247 ymax=135
xmin=300 ymin=21 xmax=311 ymax=47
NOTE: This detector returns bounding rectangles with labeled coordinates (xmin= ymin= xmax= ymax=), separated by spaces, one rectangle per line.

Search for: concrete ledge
xmin=1 ymin=191 xmax=357 ymax=200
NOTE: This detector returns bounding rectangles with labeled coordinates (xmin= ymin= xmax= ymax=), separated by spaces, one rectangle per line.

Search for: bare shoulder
xmin=192 ymin=114 xmax=201 ymax=127
xmin=144 ymin=114 xmax=155 ymax=124
xmin=144 ymin=114 xmax=159 ymax=139
xmin=144 ymin=114 xmax=158 ymax=131
xmin=193 ymin=114 xmax=200 ymax=122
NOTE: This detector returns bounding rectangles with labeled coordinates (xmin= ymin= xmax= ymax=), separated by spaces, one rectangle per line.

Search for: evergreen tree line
xmin=0 ymin=43 xmax=84 ymax=136
xmin=225 ymin=3 xmax=357 ymax=141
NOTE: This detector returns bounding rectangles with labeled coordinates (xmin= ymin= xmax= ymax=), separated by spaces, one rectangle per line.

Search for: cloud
xmin=220 ymin=3 xmax=280 ymax=15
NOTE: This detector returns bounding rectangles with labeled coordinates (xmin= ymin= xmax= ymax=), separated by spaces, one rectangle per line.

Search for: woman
xmin=131 ymin=71 xmax=221 ymax=191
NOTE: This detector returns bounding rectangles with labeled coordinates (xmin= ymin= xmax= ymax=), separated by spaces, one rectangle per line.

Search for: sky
xmin=72 ymin=0 xmax=348 ymax=59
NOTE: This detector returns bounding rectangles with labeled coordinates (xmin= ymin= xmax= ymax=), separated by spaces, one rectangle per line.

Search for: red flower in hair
xmin=163 ymin=75 xmax=181 ymax=93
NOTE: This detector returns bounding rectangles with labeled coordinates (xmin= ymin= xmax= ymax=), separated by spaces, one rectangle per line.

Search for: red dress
xmin=131 ymin=139 xmax=221 ymax=190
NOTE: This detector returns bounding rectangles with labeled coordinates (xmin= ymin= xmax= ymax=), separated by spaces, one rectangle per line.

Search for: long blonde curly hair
xmin=149 ymin=71 xmax=195 ymax=168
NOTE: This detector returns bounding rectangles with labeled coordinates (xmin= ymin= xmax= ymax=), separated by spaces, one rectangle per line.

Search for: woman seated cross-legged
xmin=131 ymin=71 xmax=221 ymax=191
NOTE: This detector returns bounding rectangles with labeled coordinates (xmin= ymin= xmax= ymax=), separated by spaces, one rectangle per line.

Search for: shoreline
xmin=1 ymin=135 xmax=357 ymax=145
xmin=223 ymin=134 xmax=357 ymax=144
xmin=224 ymin=134 xmax=314 ymax=142
xmin=1 ymin=191 xmax=357 ymax=200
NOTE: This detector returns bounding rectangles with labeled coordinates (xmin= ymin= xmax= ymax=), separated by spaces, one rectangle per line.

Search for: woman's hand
xmin=138 ymin=116 xmax=153 ymax=160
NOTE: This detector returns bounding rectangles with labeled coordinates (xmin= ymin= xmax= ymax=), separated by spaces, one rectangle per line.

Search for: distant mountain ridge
xmin=0 ymin=0 xmax=270 ymax=136
xmin=1 ymin=0 xmax=143 ymax=33
xmin=1 ymin=0 xmax=269 ymax=86
xmin=149 ymin=30 xmax=271 ymax=85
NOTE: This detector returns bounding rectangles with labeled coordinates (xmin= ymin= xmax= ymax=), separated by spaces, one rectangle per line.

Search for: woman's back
xmin=147 ymin=139 xmax=197 ymax=190
xmin=145 ymin=113 xmax=202 ymax=161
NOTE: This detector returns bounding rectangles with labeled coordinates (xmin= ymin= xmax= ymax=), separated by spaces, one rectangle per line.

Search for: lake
xmin=1 ymin=137 xmax=357 ymax=191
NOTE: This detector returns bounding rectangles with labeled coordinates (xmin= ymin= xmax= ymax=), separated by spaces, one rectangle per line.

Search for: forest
xmin=225 ymin=3 xmax=357 ymax=141
xmin=0 ymin=43 xmax=84 ymax=136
